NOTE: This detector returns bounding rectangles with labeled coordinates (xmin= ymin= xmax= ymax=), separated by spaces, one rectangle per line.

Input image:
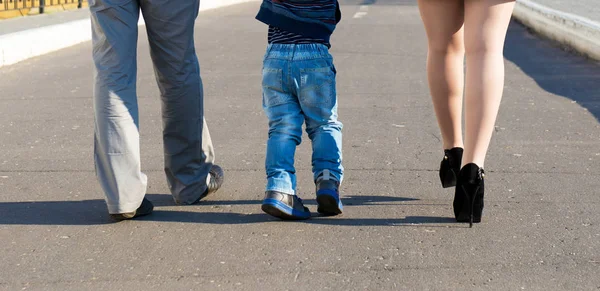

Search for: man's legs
xmin=141 ymin=0 xmax=215 ymax=204
xmin=91 ymin=0 xmax=147 ymax=214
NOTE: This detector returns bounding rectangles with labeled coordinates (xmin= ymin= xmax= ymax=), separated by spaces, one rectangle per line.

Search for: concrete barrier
xmin=513 ymin=0 xmax=600 ymax=61
xmin=0 ymin=0 xmax=259 ymax=67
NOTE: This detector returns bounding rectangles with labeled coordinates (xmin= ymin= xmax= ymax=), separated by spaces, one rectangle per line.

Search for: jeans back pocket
xmin=262 ymin=67 xmax=286 ymax=107
xmin=298 ymin=65 xmax=336 ymax=107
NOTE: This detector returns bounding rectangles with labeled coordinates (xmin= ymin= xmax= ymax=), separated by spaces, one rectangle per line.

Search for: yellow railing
xmin=0 ymin=0 xmax=88 ymax=19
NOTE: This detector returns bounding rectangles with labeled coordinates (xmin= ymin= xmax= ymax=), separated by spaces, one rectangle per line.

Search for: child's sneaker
xmin=316 ymin=170 xmax=343 ymax=216
xmin=261 ymin=191 xmax=311 ymax=220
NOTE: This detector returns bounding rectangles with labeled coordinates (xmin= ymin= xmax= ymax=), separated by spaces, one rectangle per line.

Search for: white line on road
xmin=353 ymin=5 xmax=369 ymax=18
xmin=353 ymin=12 xmax=368 ymax=18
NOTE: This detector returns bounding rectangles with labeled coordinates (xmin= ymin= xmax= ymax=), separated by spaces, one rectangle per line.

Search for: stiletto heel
xmin=440 ymin=147 xmax=463 ymax=188
xmin=469 ymin=192 xmax=474 ymax=228
xmin=454 ymin=163 xmax=485 ymax=227
xmin=465 ymin=183 xmax=478 ymax=228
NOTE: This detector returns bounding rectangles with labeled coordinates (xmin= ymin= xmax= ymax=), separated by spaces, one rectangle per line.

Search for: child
xmin=256 ymin=0 xmax=344 ymax=220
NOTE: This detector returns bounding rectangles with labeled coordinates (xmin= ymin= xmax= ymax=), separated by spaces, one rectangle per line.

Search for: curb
xmin=0 ymin=0 xmax=258 ymax=68
xmin=513 ymin=0 xmax=600 ymax=61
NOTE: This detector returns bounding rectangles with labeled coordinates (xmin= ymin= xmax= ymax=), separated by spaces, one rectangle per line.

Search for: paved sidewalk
xmin=513 ymin=0 xmax=600 ymax=61
xmin=0 ymin=1 xmax=599 ymax=290
xmin=533 ymin=0 xmax=599 ymax=22
xmin=0 ymin=0 xmax=256 ymax=67
xmin=0 ymin=9 xmax=89 ymax=36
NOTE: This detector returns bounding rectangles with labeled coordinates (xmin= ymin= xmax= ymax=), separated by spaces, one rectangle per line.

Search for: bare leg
xmin=418 ymin=0 xmax=465 ymax=150
xmin=463 ymin=0 xmax=515 ymax=167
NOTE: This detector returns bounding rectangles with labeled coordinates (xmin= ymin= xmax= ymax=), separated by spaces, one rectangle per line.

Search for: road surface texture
xmin=1 ymin=1 xmax=599 ymax=290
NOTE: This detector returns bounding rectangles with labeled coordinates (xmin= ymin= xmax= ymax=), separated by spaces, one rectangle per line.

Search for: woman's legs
xmin=417 ymin=0 xmax=465 ymax=150
xmin=463 ymin=0 xmax=515 ymax=167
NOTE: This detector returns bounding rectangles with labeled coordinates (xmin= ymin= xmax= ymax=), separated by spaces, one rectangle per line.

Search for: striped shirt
xmin=268 ymin=26 xmax=330 ymax=48
xmin=257 ymin=0 xmax=341 ymax=43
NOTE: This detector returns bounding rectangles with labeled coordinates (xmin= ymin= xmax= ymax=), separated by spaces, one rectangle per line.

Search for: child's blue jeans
xmin=262 ymin=43 xmax=343 ymax=195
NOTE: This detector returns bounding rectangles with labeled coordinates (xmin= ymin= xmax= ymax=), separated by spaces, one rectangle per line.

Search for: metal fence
xmin=0 ymin=0 xmax=86 ymax=15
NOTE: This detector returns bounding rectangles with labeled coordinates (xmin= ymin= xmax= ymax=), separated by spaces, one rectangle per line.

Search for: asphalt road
xmin=1 ymin=1 xmax=599 ymax=290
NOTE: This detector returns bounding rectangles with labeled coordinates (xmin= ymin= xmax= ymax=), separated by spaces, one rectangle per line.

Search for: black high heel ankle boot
xmin=440 ymin=147 xmax=463 ymax=188
xmin=453 ymin=163 xmax=485 ymax=228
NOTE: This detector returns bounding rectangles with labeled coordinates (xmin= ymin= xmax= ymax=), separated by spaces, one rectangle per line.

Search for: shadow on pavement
xmin=504 ymin=21 xmax=600 ymax=122
xmin=0 ymin=195 xmax=454 ymax=226
xmin=143 ymin=211 xmax=458 ymax=227
xmin=0 ymin=200 xmax=112 ymax=225
xmin=305 ymin=215 xmax=458 ymax=227
xmin=142 ymin=211 xmax=458 ymax=227
xmin=154 ymin=194 xmax=420 ymax=207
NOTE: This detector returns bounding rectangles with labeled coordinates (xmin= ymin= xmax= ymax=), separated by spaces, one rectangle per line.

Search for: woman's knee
xmin=464 ymin=38 xmax=504 ymax=57
xmin=428 ymin=35 xmax=465 ymax=56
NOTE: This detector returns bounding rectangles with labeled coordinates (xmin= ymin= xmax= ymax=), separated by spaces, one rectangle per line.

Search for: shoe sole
xmin=261 ymin=199 xmax=310 ymax=220
xmin=316 ymin=192 xmax=343 ymax=216
xmin=110 ymin=199 xmax=154 ymax=221
xmin=455 ymin=213 xmax=482 ymax=223
xmin=110 ymin=209 xmax=153 ymax=221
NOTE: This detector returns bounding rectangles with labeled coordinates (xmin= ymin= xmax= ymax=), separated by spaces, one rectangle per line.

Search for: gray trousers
xmin=91 ymin=0 xmax=214 ymax=214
